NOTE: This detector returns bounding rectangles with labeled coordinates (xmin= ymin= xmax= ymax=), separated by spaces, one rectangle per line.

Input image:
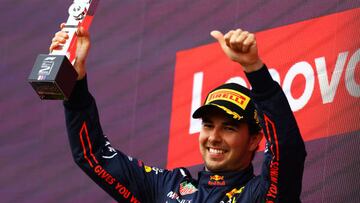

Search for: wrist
xmin=77 ymin=71 xmax=86 ymax=80
xmin=241 ymin=59 xmax=263 ymax=73
xmin=74 ymin=60 xmax=86 ymax=80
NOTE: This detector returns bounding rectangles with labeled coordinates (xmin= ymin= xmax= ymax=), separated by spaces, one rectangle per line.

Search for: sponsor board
xmin=168 ymin=8 xmax=360 ymax=168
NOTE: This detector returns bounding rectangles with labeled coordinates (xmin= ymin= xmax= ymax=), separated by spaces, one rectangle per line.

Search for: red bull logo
xmin=208 ymin=175 xmax=226 ymax=186
xmin=210 ymin=175 xmax=224 ymax=181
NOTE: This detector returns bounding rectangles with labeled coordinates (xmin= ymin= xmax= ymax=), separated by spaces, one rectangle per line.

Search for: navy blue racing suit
xmin=64 ymin=65 xmax=306 ymax=203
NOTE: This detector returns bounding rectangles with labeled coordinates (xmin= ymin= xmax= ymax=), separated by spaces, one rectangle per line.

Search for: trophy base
xmin=28 ymin=54 xmax=78 ymax=100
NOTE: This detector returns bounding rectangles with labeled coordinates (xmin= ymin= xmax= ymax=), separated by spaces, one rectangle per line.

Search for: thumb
xmin=210 ymin=30 xmax=227 ymax=49
xmin=210 ymin=30 xmax=225 ymax=43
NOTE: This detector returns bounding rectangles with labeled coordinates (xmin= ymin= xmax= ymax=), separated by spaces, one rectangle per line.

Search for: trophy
xmin=28 ymin=0 xmax=100 ymax=100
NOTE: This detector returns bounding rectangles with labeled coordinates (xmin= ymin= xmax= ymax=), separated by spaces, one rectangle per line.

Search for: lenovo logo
xmin=189 ymin=49 xmax=359 ymax=134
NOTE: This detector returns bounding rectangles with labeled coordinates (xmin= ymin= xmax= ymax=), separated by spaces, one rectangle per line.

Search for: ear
xmin=248 ymin=132 xmax=263 ymax=151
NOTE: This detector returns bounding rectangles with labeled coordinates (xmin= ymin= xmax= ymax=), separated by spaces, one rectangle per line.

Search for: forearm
xmin=63 ymin=76 xmax=106 ymax=165
xmin=246 ymin=65 xmax=305 ymax=149
xmin=246 ymin=65 xmax=306 ymax=202
xmin=63 ymin=79 xmax=163 ymax=202
xmin=63 ymin=78 xmax=135 ymax=201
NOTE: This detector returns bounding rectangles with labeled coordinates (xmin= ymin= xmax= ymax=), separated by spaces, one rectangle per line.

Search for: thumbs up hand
xmin=211 ymin=29 xmax=263 ymax=73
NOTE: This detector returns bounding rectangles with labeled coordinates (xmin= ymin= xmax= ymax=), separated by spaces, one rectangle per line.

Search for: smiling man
xmin=53 ymin=25 xmax=306 ymax=202
xmin=194 ymin=84 xmax=263 ymax=173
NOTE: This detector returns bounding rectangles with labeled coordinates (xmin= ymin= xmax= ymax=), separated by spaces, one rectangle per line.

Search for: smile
xmin=208 ymin=148 xmax=226 ymax=154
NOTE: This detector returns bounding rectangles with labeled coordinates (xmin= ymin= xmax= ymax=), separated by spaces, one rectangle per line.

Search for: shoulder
xmin=243 ymin=175 xmax=269 ymax=201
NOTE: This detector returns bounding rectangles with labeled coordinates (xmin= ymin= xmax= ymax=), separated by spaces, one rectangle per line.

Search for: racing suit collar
xmin=198 ymin=164 xmax=254 ymax=187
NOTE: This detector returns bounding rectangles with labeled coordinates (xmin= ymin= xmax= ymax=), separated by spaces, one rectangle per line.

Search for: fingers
xmin=242 ymin=33 xmax=256 ymax=52
xmin=224 ymin=30 xmax=234 ymax=48
xmin=60 ymin=23 xmax=66 ymax=29
xmin=224 ymin=29 xmax=256 ymax=53
xmin=49 ymin=23 xmax=68 ymax=52
xmin=49 ymin=22 xmax=89 ymax=53
xmin=49 ymin=30 xmax=69 ymax=52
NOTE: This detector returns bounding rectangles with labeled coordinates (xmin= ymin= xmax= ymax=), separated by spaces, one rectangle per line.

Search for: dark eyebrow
xmin=202 ymin=117 xmax=241 ymax=127
xmin=222 ymin=121 xmax=240 ymax=127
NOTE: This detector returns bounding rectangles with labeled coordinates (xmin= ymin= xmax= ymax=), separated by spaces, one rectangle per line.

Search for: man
xmin=51 ymin=24 xmax=306 ymax=202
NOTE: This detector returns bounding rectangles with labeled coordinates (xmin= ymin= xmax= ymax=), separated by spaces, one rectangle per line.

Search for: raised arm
xmin=51 ymin=25 xmax=173 ymax=202
xmin=212 ymin=28 xmax=307 ymax=202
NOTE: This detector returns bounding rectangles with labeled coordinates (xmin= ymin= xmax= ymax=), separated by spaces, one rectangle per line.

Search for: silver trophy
xmin=28 ymin=0 xmax=100 ymax=100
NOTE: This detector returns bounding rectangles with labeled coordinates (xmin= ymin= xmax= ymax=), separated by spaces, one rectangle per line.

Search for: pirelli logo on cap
xmin=205 ymin=89 xmax=250 ymax=110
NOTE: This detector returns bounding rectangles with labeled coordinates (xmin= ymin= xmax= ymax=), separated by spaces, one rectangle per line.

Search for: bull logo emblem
xmin=210 ymin=175 xmax=224 ymax=181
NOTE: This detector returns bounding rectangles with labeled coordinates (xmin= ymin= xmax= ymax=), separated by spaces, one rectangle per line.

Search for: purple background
xmin=0 ymin=0 xmax=359 ymax=202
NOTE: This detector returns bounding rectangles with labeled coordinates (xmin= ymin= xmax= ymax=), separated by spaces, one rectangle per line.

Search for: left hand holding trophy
xmin=28 ymin=0 xmax=100 ymax=100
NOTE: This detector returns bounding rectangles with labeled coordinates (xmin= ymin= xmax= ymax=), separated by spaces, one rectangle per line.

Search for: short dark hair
xmin=246 ymin=120 xmax=262 ymax=161
xmin=248 ymin=120 xmax=262 ymax=136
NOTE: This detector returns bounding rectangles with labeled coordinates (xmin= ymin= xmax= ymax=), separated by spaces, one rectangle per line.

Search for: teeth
xmin=209 ymin=148 xmax=225 ymax=154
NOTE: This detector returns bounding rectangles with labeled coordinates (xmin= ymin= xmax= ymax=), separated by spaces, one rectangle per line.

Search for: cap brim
xmin=192 ymin=104 xmax=232 ymax=119
xmin=192 ymin=105 xmax=211 ymax=119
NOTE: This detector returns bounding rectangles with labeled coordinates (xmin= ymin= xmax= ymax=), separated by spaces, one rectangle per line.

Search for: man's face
xmin=199 ymin=109 xmax=258 ymax=172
